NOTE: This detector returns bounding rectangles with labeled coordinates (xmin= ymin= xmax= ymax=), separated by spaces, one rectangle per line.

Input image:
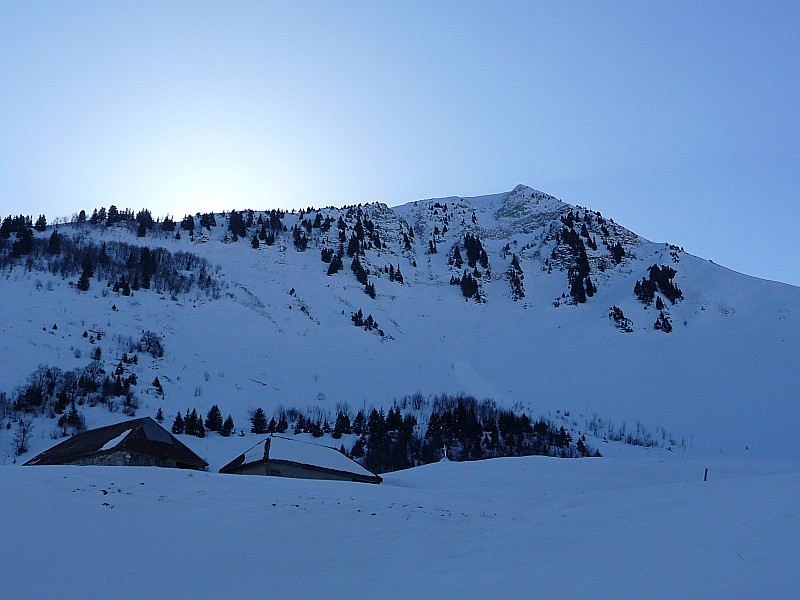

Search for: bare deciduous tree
xmin=13 ymin=418 xmax=34 ymax=456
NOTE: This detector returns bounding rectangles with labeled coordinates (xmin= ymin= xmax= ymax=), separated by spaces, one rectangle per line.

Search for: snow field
xmin=1 ymin=456 xmax=798 ymax=599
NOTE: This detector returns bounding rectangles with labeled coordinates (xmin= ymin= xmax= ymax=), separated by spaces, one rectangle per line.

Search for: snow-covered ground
xmin=2 ymin=455 xmax=798 ymax=599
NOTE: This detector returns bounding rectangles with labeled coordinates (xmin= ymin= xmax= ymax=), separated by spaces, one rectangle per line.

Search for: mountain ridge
xmin=0 ymin=185 xmax=797 ymax=462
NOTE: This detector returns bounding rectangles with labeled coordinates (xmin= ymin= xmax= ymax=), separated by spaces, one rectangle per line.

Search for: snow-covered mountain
xmin=1 ymin=185 xmax=798 ymax=461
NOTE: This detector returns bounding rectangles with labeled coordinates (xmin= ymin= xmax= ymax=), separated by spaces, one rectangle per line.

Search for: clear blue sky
xmin=1 ymin=1 xmax=798 ymax=285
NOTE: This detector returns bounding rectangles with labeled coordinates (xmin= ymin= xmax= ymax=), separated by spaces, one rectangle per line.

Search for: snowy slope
xmin=1 ymin=456 xmax=798 ymax=599
xmin=1 ymin=185 xmax=798 ymax=461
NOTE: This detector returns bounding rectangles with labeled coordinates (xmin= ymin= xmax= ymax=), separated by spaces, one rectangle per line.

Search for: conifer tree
xmin=576 ymin=438 xmax=589 ymax=457
xmin=327 ymin=251 xmax=343 ymax=275
xmin=346 ymin=233 xmax=360 ymax=257
xmin=332 ymin=412 xmax=352 ymax=439
xmin=352 ymin=410 xmax=365 ymax=435
xmin=654 ymin=311 xmax=673 ymax=333
xmin=350 ymin=435 xmax=366 ymax=459
xmin=452 ymin=245 xmax=463 ymax=268
xmin=221 ymin=415 xmax=234 ymax=437
xmin=10 ymin=224 xmax=33 ymax=256
xmin=250 ymin=408 xmax=268 ymax=434
xmin=171 ymin=411 xmax=185 ymax=434
xmin=76 ymin=259 xmax=93 ymax=292
xmin=585 ymin=275 xmax=596 ymax=297
xmin=351 ymin=255 xmax=368 ymax=284
xmin=276 ymin=415 xmax=288 ymax=433
xmin=292 ymin=227 xmax=308 ymax=250
xmin=185 ymin=409 xmax=201 ymax=436
xmin=460 ymin=271 xmax=479 ymax=299
xmin=205 ymin=404 xmax=223 ymax=432
xmin=47 ymin=229 xmax=61 ymax=254
xmin=65 ymin=401 xmax=85 ymax=432
xmin=608 ymin=240 xmax=625 ymax=263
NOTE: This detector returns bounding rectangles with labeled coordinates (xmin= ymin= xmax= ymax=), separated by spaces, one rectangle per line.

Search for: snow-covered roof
xmin=99 ymin=429 xmax=132 ymax=451
xmin=270 ymin=436 xmax=376 ymax=478
xmin=227 ymin=435 xmax=378 ymax=480
xmin=24 ymin=417 xmax=208 ymax=469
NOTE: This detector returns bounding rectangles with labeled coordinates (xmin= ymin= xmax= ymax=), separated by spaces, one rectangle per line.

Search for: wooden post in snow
xmin=704 ymin=468 xmax=708 ymax=482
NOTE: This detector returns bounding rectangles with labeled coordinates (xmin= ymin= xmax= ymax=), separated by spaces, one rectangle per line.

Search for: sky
xmin=1 ymin=1 xmax=798 ymax=286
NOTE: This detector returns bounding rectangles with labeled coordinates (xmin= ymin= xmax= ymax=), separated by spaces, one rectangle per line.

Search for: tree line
xmin=239 ymin=393 xmax=600 ymax=474
xmin=0 ymin=222 xmax=220 ymax=299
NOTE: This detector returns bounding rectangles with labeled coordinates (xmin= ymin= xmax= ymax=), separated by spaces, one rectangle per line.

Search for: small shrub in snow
xmin=138 ymin=331 xmax=164 ymax=358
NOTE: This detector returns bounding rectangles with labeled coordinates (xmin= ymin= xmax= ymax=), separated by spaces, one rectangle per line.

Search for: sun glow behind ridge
xmin=103 ymin=111 xmax=297 ymax=218
xmin=138 ymin=145 xmax=262 ymax=217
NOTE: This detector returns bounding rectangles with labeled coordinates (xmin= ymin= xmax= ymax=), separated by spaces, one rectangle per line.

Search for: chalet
xmin=24 ymin=417 xmax=208 ymax=471
xmin=219 ymin=435 xmax=382 ymax=484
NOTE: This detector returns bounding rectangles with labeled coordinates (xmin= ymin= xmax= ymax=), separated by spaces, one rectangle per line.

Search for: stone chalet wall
xmin=65 ymin=450 xmax=176 ymax=468
xmin=231 ymin=459 xmax=367 ymax=482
